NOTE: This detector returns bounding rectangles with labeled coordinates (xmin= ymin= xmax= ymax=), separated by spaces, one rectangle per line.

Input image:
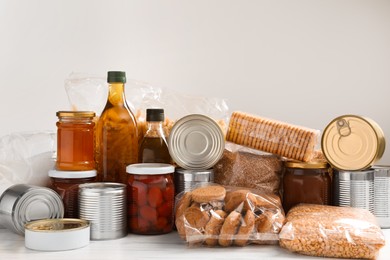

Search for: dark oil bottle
xmin=139 ymin=109 xmax=171 ymax=164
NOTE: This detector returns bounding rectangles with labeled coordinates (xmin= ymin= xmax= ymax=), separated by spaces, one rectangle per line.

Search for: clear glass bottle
xmin=139 ymin=108 xmax=171 ymax=164
xmin=95 ymin=71 xmax=139 ymax=184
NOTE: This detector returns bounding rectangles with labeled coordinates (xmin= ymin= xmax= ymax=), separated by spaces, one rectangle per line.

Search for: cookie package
xmin=226 ymin=111 xmax=320 ymax=162
xmin=175 ymin=184 xmax=286 ymax=247
xmin=279 ymin=204 xmax=385 ymax=259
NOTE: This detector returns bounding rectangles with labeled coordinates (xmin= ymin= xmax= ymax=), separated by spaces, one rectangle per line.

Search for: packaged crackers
xmin=226 ymin=111 xmax=320 ymax=162
xmin=175 ymin=184 xmax=285 ymax=247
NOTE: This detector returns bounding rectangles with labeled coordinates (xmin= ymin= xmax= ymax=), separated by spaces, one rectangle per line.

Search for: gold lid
xmin=56 ymin=111 xmax=95 ymax=118
xmin=25 ymin=218 xmax=89 ymax=232
xmin=284 ymin=160 xmax=329 ymax=169
xmin=321 ymin=115 xmax=385 ymax=171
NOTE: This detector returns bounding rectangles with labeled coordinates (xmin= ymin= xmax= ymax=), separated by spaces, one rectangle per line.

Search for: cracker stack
xmin=226 ymin=111 xmax=319 ymax=162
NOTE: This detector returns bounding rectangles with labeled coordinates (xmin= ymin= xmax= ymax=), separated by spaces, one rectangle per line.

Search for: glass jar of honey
xmin=56 ymin=111 xmax=96 ymax=171
xmin=126 ymin=163 xmax=175 ymax=235
xmin=49 ymin=169 xmax=96 ymax=218
xmin=282 ymin=160 xmax=332 ymax=213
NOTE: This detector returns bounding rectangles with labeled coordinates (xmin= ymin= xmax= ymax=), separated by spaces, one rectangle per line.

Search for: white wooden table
xmin=0 ymin=228 xmax=388 ymax=259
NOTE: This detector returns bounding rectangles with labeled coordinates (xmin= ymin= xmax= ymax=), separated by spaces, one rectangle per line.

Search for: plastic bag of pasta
xmin=279 ymin=204 xmax=385 ymax=259
xmin=174 ymin=184 xmax=285 ymax=247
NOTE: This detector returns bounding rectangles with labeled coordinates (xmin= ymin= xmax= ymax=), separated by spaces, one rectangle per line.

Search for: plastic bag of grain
xmin=279 ymin=204 xmax=385 ymax=259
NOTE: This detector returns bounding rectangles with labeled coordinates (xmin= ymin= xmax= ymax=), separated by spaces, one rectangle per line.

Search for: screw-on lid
xmin=146 ymin=108 xmax=165 ymax=122
xmin=56 ymin=111 xmax=96 ymax=118
xmin=107 ymin=71 xmax=126 ymax=83
xmin=126 ymin=163 xmax=174 ymax=175
xmin=48 ymin=169 xmax=97 ymax=179
xmin=284 ymin=160 xmax=329 ymax=169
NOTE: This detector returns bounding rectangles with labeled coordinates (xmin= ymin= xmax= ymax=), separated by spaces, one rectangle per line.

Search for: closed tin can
xmin=373 ymin=165 xmax=390 ymax=228
xmin=174 ymin=168 xmax=214 ymax=195
xmin=79 ymin=182 xmax=127 ymax=240
xmin=333 ymin=169 xmax=374 ymax=213
xmin=0 ymin=184 xmax=64 ymax=235
xmin=322 ymin=115 xmax=385 ymax=171
xmin=168 ymin=114 xmax=225 ymax=170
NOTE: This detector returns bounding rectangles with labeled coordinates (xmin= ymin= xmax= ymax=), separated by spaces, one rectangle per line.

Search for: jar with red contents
xmin=49 ymin=169 xmax=96 ymax=218
xmin=126 ymin=163 xmax=175 ymax=235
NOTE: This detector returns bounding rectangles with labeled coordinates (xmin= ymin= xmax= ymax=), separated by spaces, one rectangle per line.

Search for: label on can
xmin=321 ymin=115 xmax=385 ymax=171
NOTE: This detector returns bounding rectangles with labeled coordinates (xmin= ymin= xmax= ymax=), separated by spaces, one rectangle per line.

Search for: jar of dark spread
xmin=49 ymin=169 xmax=96 ymax=218
xmin=282 ymin=160 xmax=331 ymax=213
xmin=126 ymin=163 xmax=175 ymax=235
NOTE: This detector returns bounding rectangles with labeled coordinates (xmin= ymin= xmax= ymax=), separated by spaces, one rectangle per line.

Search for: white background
xmin=0 ymin=0 xmax=389 ymax=163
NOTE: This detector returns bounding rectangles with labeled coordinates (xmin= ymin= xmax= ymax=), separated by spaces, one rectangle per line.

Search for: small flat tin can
xmin=25 ymin=218 xmax=90 ymax=251
xmin=168 ymin=114 xmax=225 ymax=170
xmin=321 ymin=115 xmax=385 ymax=171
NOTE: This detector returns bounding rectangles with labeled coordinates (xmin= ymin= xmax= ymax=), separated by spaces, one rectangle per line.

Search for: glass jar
xmin=49 ymin=169 xmax=96 ymax=218
xmin=95 ymin=71 xmax=139 ymax=184
xmin=282 ymin=160 xmax=332 ymax=213
xmin=56 ymin=111 xmax=96 ymax=171
xmin=126 ymin=163 xmax=175 ymax=235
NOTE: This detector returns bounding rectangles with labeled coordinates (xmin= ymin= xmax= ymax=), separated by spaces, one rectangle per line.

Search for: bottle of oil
xmin=139 ymin=108 xmax=171 ymax=163
xmin=95 ymin=71 xmax=139 ymax=184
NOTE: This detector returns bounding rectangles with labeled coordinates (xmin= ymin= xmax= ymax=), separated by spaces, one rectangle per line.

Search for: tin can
xmin=0 ymin=184 xmax=64 ymax=235
xmin=322 ymin=115 xmax=385 ymax=171
xmin=25 ymin=218 xmax=90 ymax=251
xmin=333 ymin=169 xmax=374 ymax=213
xmin=373 ymin=165 xmax=390 ymax=228
xmin=79 ymin=182 xmax=127 ymax=240
xmin=168 ymin=114 xmax=225 ymax=170
xmin=174 ymin=168 xmax=214 ymax=195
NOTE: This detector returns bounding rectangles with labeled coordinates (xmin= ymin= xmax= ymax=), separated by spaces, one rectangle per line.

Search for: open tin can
xmin=322 ymin=115 xmax=385 ymax=171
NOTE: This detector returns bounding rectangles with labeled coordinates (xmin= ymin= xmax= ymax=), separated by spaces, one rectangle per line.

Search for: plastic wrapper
xmin=0 ymin=132 xmax=56 ymax=197
xmin=64 ymin=74 xmax=230 ymax=136
xmin=175 ymin=184 xmax=285 ymax=247
xmin=226 ymin=111 xmax=320 ymax=162
xmin=214 ymin=142 xmax=282 ymax=195
xmin=279 ymin=204 xmax=386 ymax=259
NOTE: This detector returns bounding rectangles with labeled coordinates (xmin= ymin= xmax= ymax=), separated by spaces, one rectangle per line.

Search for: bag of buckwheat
xmin=279 ymin=204 xmax=385 ymax=259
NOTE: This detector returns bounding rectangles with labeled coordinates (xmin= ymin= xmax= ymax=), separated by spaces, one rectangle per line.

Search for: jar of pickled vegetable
xmin=126 ymin=163 xmax=175 ymax=235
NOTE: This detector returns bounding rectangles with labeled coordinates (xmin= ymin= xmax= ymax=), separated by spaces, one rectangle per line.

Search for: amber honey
xmin=56 ymin=111 xmax=96 ymax=171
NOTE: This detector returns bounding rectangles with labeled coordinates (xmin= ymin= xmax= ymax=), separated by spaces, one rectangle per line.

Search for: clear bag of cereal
xmin=174 ymin=184 xmax=285 ymax=247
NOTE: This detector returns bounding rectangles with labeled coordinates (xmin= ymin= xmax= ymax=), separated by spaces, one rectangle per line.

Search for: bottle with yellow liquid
xmin=95 ymin=71 xmax=139 ymax=184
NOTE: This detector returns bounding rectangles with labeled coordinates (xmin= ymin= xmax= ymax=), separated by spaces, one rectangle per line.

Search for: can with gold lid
xmin=321 ymin=115 xmax=385 ymax=171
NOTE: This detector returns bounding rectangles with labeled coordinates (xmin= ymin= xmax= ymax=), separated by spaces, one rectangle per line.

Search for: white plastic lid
xmin=48 ymin=169 xmax=97 ymax=179
xmin=25 ymin=218 xmax=90 ymax=251
xmin=126 ymin=163 xmax=175 ymax=175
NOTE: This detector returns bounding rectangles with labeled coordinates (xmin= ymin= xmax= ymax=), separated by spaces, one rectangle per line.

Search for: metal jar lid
xmin=0 ymin=184 xmax=64 ymax=235
xmin=321 ymin=115 xmax=386 ymax=171
xmin=168 ymin=114 xmax=225 ymax=170
xmin=49 ymin=169 xmax=97 ymax=179
xmin=284 ymin=160 xmax=329 ymax=169
xmin=126 ymin=163 xmax=175 ymax=175
xmin=24 ymin=218 xmax=90 ymax=251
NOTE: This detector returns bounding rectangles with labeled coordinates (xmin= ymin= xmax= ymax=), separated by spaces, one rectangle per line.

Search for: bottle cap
xmin=107 ymin=71 xmax=126 ymax=83
xmin=146 ymin=108 xmax=165 ymax=122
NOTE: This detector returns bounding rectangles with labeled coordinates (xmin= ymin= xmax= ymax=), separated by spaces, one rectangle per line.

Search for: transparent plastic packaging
xmin=214 ymin=142 xmax=282 ymax=195
xmin=279 ymin=204 xmax=385 ymax=259
xmin=174 ymin=184 xmax=285 ymax=247
xmin=226 ymin=111 xmax=320 ymax=162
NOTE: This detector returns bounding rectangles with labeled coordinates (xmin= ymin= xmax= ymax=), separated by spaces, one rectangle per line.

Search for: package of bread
xmin=175 ymin=184 xmax=285 ymax=247
xmin=214 ymin=142 xmax=282 ymax=194
xmin=279 ymin=204 xmax=385 ymax=259
xmin=226 ymin=111 xmax=320 ymax=162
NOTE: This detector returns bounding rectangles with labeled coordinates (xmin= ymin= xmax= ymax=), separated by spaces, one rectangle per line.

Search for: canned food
xmin=25 ymin=218 xmax=90 ymax=251
xmin=79 ymin=182 xmax=127 ymax=240
xmin=333 ymin=169 xmax=374 ymax=213
xmin=168 ymin=114 xmax=225 ymax=170
xmin=0 ymin=184 xmax=64 ymax=235
xmin=126 ymin=163 xmax=175 ymax=235
xmin=373 ymin=165 xmax=390 ymax=228
xmin=174 ymin=168 xmax=214 ymax=195
xmin=322 ymin=115 xmax=385 ymax=171
xmin=49 ymin=169 xmax=96 ymax=218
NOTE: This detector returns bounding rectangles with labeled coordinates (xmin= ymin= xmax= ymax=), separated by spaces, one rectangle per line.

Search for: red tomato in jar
xmin=163 ymin=185 xmax=174 ymax=202
xmin=156 ymin=217 xmax=168 ymax=230
xmin=157 ymin=203 xmax=172 ymax=218
xmin=148 ymin=187 xmax=163 ymax=207
xmin=140 ymin=205 xmax=158 ymax=223
xmin=131 ymin=181 xmax=148 ymax=206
